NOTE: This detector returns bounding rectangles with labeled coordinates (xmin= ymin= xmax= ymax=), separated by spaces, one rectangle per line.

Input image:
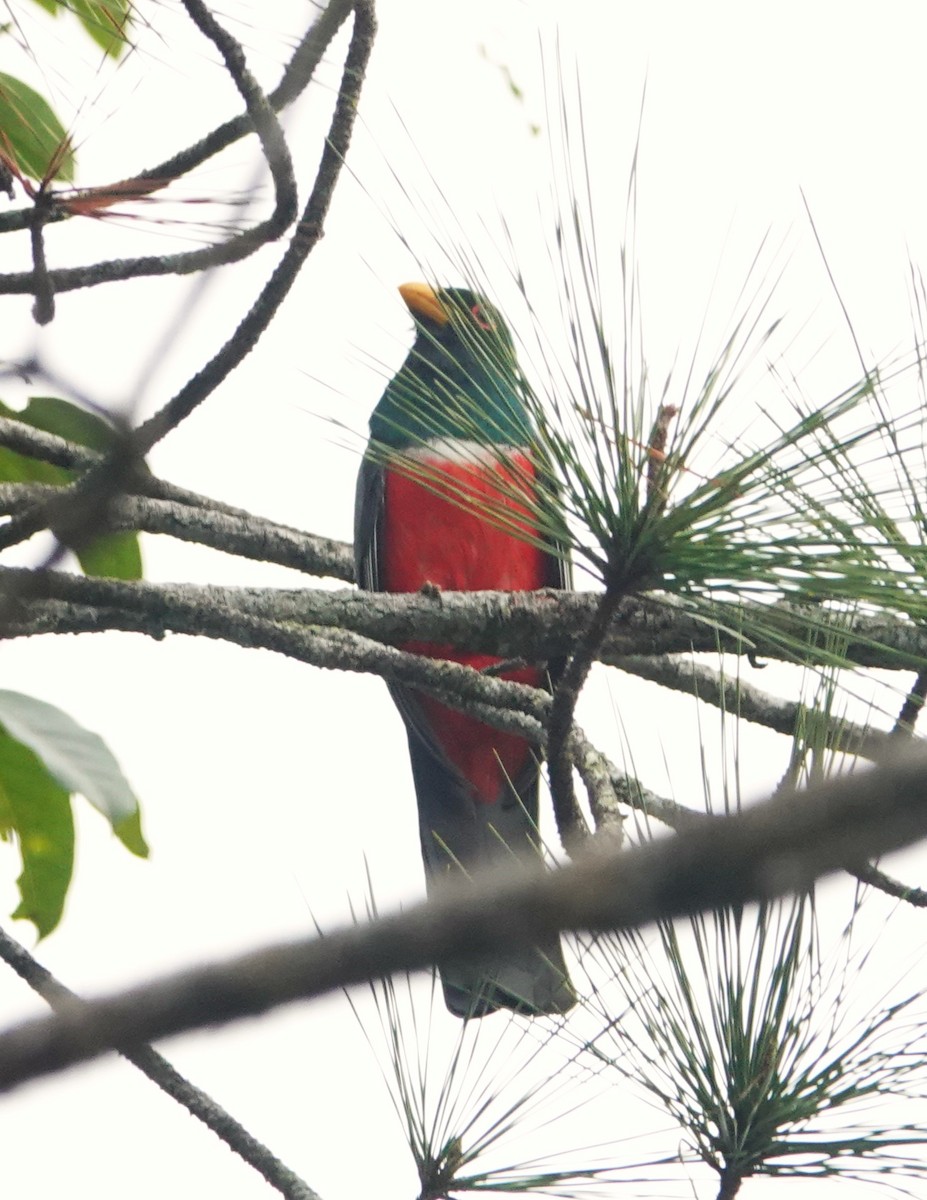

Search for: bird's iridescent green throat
xmin=369 ymin=284 xmax=533 ymax=450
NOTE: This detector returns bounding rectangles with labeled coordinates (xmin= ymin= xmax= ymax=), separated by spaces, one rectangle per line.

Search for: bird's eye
xmin=470 ymin=303 xmax=493 ymax=331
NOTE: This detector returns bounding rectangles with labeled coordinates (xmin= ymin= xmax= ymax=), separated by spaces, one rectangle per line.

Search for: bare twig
xmin=133 ymin=0 xmax=375 ymax=451
xmin=0 ymin=0 xmax=353 ymax=239
xmin=0 ymin=927 xmax=320 ymax=1200
xmin=0 ymin=1 xmax=373 ymax=597
xmin=617 ymin=654 xmax=899 ymax=762
xmin=3 ymin=0 xmax=300 ymax=306
xmin=849 ymin=862 xmax=927 ymax=908
xmin=892 ymin=667 xmax=927 ymax=737
xmin=546 ymin=586 xmax=626 ymax=850
xmin=28 ymin=196 xmax=55 ymax=323
xmin=2 ymin=746 xmax=927 ymax=1093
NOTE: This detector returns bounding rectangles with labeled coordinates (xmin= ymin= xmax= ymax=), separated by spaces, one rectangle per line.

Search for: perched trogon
xmin=354 ymin=282 xmax=575 ymax=1018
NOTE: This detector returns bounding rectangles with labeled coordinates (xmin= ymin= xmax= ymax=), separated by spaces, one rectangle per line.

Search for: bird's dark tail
xmin=438 ymin=939 xmax=575 ymax=1019
xmin=407 ymin=731 xmax=576 ymax=1018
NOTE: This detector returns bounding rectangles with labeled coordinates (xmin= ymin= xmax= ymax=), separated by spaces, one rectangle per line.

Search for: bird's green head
xmin=370 ymin=282 xmax=532 ymax=449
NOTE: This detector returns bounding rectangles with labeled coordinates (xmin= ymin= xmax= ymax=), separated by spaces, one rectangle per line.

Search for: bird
xmin=354 ymin=281 xmax=575 ymax=1018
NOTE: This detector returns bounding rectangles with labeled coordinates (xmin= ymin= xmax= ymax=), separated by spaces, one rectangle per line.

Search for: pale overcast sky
xmin=2 ymin=2 xmax=927 ymax=1197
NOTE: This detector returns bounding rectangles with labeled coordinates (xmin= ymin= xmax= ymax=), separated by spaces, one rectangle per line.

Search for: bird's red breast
xmin=381 ymin=448 xmax=547 ymax=804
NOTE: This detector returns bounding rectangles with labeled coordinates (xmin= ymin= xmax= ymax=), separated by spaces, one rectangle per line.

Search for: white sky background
xmin=2 ymin=1 xmax=927 ymax=1197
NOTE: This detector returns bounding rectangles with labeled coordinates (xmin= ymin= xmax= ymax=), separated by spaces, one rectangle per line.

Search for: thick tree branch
xmin=0 ymin=566 xmax=688 ymax=831
xmin=4 ymin=568 xmax=927 ymax=675
xmin=1 ymin=747 xmax=927 ymax=1093
xmin=0 ymin=486 xmax=354 ymax=580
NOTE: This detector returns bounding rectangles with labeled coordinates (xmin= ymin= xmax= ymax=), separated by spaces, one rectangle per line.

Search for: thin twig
xmin=0 ymin=0 xmax=301 ymax=550
xmin=28 ymin=195 xmax=54 ymax=323
xmin=546 ymin=586 xmax=624 ymax=850
xmin=892 ymin=667 xmax=927 ymax=737
xmin=1 ymin=0 xmax=307 ymax=297
xmin=0 ymin=0 xmax=353 ymax=238
xmin=617 ymin=653 xmax=899 ymax=762
xmin=133 ymin=0 xmax=375 ymax=452
xmin=0 ymin=1 xmax=372 ymax=587
xmin=0 ymin=927 xmax=321 ymax=1200
xmin=849 ymin=862 xmax=927 ymax=908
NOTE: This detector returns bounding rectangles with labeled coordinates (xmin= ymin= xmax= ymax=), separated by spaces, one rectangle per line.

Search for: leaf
xmin=0 ymin=72 xmax=74 ymax=183
xmin=112 ymin=806 xmax=147 ymax=857
xmin=0 ymin=690 xmax=148 ymax=856
xmin=75 ymin=529 xmax=143 ymax=579
xmin=0 ymin=727 xmax=74 ymax=938
xmin=71 ymin=0 xmax=132 ymax=59
xmin=14 ymin=396 xmax=119 ymax=452
xmin=23 ymin=0 xmax=131 ymax=59
xmin=0 ymin=396 xmax=144 ymax=580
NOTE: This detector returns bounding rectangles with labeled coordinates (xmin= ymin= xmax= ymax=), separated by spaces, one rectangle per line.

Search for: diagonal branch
xmin=133 ymin=0 xmax=375 ymax=452
xmin=0 ymin=486 xmax=355 ymax=580
xmin=6 ymin=0 xmax=301 ymax=308
xmin=1 ymin=746 xmax=926 ymax=1093
xmin=0 ymin=927 xmax=320 ymax=1200
xmin=0 ymin=0 xmax=354 ymax=238
xmin=0 ymin=0 xmax=374 ymax=592
xmin=616 ymin=653 xmax=898 ymax=762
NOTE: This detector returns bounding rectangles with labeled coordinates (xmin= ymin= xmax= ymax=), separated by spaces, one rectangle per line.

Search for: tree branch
xmin=0 ymin=486 xmax=354 ymax=580
xmin=616 ymin=654 xmax=898 ymax=762
xmin=0 ymin=0 xmax=353 ymax=238
xmin=0 ymin=927 xmax=320 ymax=1200
xmin=1 ymin=746 xmax=927 ymax=1093
xmin=547 ymin=586 xmax=624 ymax=852
xmin=133 ymin=0 xmax=375 ymax=451
xmin=5 ymin=0 xmax=300 ymax=308
xmin=4 ymin=567 xmax=927 ymax=676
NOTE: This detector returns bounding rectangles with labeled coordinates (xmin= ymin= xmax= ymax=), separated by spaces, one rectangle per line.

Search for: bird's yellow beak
xmin=399 ymin=281 xmax=449 ymax=326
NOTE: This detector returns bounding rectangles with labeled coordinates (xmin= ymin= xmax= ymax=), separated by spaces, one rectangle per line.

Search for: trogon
xmin=354 ymin=282 xmax=575 ymax=1018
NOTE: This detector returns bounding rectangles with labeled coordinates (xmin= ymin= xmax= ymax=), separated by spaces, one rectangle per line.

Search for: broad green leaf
xmin=0 ymin=727 xmax=74 ymax=938
xmin=112 ymin=806 xmax=147 ymax=857
xmin=0 ymin=690 xmax=148 ymax=856
xmin=0 ymin=72 xmax=74 ymax=183
xmin=0 ymin=447 xmax=65 ymax=486
xmin=75 ymin=529 xmax=143 ymax=579
xmin=13 ymin=396 xmax=119 ymax=451
xmin=0 ymin=396 xmax=144 ymax=579
xmin=27 ymin=0 xmax=58 ymax=14
xmin=0 ymin=399 xmax=70 ymax=484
